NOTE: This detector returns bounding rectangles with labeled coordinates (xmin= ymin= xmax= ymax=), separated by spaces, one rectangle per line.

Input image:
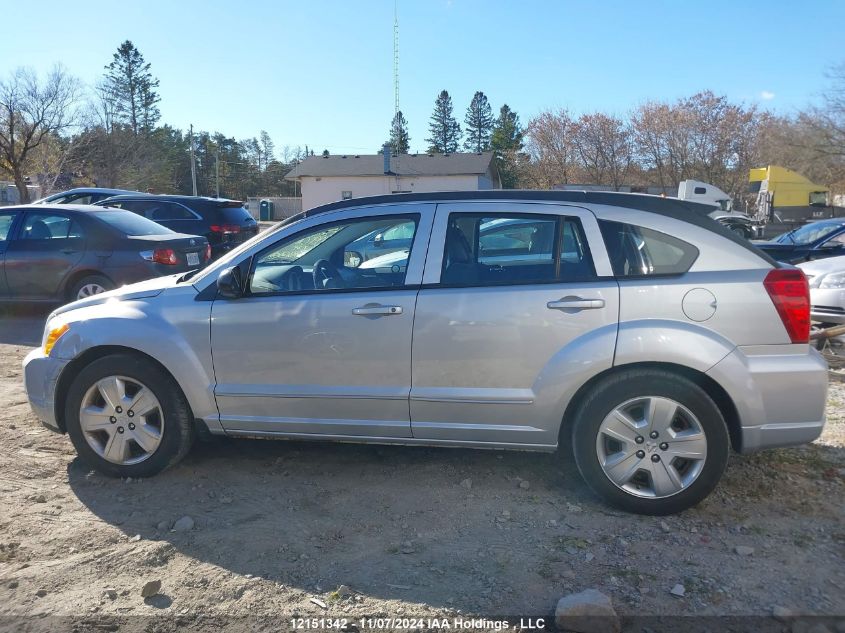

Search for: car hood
xmin=50 ymin=273 xmax=185 ymax=317
xmin=797 ymin=254 xmax=845 ymax=276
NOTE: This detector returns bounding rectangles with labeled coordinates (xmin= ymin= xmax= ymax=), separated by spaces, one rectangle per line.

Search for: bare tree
xmin=523 ymin=109 xmax=579 ymax=188
xmin=572 ymin=113 xmax=633 ymax=189
xmin=0 ymin=66 xmax=82 ymax=202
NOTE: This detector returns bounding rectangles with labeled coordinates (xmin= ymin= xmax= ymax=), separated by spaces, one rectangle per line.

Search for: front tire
xmin=571 ymin=368 xmax=729 ymax=515
xmin=64 ymin=354 xmax=194 ymax=478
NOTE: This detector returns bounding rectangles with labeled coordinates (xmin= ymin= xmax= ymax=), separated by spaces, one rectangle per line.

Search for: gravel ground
xmin=0 ymin=328 xmax=843 ymax=632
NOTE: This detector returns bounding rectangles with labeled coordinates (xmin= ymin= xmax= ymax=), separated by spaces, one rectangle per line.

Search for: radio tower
xmin=393 ymin=0 xmax=399 ymax=118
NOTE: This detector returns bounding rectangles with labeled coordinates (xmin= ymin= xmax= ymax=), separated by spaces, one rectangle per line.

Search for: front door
xmin=209 ymin=204 xmax=434 ymax=438
xmin=4 ymin=211 xmax=85 ymax=300
xmin=410 ymin=202 xmax=620 ymax=447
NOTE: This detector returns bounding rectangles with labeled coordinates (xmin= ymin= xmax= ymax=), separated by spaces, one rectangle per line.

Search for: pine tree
xmin=426 ymin=90 xmax=461 ymax=153
xmin=491 ymin=104 xmax=523 ymax=152
xmin=491 ymin=104 xmax=524 ymax=188
xmin=388 ymin=111 xmax=410 ymax=154
xmin=463 ymin=91 xmax=494 ymax=152
xmin=104 ymin=41 xmax=160 ymax=136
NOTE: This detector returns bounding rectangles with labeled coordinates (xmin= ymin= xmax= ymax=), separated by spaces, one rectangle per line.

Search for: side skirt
xmin=216 ymin=428 xmax=558 ymax=452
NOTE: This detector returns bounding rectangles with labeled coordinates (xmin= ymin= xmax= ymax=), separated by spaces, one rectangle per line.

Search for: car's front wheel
xmin=571 ymin=368 xmax=729 ymax=515
xmin=64 ymin=354 xmax=194 ymax=477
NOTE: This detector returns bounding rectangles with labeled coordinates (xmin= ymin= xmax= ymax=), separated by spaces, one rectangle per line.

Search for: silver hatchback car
xmin=23 ymin=191 xmax=828 ymax=515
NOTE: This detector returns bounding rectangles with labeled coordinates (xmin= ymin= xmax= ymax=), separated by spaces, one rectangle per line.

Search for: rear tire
xmin=571 ymin=368 xmax=729 ymax=515
xmin=69 ymin=274 xmax=114 ymax=301
xmin=64 ymin=354 xmax=194 ymax=478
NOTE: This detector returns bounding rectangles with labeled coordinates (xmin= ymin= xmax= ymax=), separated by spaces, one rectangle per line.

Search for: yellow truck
xmin=749 ymin=166 xmax=833 ymax=233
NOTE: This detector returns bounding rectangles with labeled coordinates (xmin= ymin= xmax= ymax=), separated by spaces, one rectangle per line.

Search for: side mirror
xmin=373 ymin=233 xmax=384 ymax=246
xmin=217 ymin=266 xmax=244 ymax=299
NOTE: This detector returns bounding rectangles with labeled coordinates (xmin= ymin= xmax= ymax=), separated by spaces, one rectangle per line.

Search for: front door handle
xmin=352 ymin=305 xmax=403 ymax=316
xmin=547 ymin=297 xmax=605 ymax=311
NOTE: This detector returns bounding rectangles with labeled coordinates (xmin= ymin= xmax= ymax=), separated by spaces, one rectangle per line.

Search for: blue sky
xmin=2 ymin=0 xmax=843 ymax=156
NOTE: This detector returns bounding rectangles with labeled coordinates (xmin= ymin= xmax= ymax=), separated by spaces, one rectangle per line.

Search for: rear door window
xmin=599 ymin=220 xmax=699 ymax=276
xmin=441 ymin=213 xmax=596 ymax=286
xmin=20 ymin=213 xmax=75 ymax=240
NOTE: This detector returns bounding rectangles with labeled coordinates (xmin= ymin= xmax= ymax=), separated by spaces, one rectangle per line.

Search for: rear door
xmin=4 ymin=211 xmax=86 ymax=299
xmin=410 ymin=202 xmax=619 ymax=446
xmin=0 ymin=210 xmax=21 ymax=297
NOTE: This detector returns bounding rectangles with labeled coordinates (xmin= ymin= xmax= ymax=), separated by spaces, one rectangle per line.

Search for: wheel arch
xmin=53 ymin=345 xmax=193 ymax=433
xmin=559 ymin=361 xmax=742 ymax=453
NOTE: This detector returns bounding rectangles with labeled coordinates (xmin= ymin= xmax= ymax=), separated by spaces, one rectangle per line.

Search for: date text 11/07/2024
xmin=290 ymin=617 xmax=546 ymax=631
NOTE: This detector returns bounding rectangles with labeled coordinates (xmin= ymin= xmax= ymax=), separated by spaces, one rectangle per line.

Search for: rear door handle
xmin=352 ymin=305 xmax=403 ymax=316
xmin=547 ymin=297 xmax=605 ymax=311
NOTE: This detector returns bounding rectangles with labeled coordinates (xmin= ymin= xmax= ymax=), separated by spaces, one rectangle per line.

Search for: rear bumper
xmin=707 ymin=345 xmax=828 ymax=453
xmin=22 ymin=348 xmax=68 ymax=433
xmin=809 ymin=287 xmax=845 ymax=324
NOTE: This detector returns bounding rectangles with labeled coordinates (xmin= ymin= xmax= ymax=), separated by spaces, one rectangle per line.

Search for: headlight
xmin=819 ymin=272 xmax=845 ymax=289
xmin=43 ymin=320 xmax=69 ymax=356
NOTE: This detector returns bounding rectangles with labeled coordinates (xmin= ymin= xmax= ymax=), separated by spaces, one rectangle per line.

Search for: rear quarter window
xmin=599 ymin=220 xmax=699 ymax=277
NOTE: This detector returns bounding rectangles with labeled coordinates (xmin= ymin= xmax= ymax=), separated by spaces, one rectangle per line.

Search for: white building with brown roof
xmin=285 ymin=150 xmax=500 ymax=210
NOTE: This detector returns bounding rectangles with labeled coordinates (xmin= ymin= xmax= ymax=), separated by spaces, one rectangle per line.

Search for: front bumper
xmin=707 ymin=345 xmax=828 ymax=453
xmin=23 ymin=348 xmax=69 ymax=433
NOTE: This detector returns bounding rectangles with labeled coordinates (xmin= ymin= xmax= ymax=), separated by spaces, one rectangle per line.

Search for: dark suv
xmin=95 ymin=195 xmax=259 ymax=258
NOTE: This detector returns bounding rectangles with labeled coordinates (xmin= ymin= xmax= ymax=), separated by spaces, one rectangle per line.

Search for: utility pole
xmin=215 ymin=146 xmax=220 ymax=198
xmin=189 ymin=124 xmax=198 ymax=196
xmin=394 ymin=0 xmax=399 ymax=118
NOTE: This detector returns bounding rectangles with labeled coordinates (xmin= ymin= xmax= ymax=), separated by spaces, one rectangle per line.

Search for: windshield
xmin=93 ymin=210 xmax=176 ymax=236
xmin=184 ymin=215 xmax=300 ymax=284
xmin=777 ymin=222 xmax=844 ymax=245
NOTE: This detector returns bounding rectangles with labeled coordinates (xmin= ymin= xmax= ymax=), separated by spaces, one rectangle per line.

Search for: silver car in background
xmin=23 ymin=191 xmax=828 ymax=515
xmin=798 ymin=255 xmax=845 ymax=325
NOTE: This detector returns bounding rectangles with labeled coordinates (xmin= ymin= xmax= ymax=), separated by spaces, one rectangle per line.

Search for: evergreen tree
xmin=426 ymin=90 xmax=461 ymax=153
xmin=491 ymin=104 xmax=524 ymax=152
xmin=491 ymin=104 xmax=524 ymax=188
xmin=388 ymin=110 xmax=410 ymax=154
xmin=104 ymin=40 xmax=160 ymax=136
xmin=463 ymin=91 xmax=494 ymax=152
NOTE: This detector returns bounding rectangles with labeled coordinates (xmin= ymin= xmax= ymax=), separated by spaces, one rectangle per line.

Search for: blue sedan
xmin=755 ymin=219 xmax=845 ymax=264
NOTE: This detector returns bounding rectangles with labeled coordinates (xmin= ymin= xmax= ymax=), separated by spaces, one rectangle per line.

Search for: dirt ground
xmin=0 ymin=309 xmax=843 ymax=632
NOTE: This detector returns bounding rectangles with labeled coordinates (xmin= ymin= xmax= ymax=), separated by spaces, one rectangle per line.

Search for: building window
xmin=341 ymin=191 xmax=353 ymax=200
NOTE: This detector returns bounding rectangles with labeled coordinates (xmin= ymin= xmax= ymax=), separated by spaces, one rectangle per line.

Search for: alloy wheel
xmin=77 ymin=283 xmax=107 ymax=299
xmin=595 ymin=396 xmax=707 ymax=498
xmin=78 ymin=375 xmax=165 ymax=465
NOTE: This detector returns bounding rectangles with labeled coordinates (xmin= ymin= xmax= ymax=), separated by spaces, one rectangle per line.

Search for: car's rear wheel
xmin=64 ymin=354 xmax=194 ymax=477
xmin=571 ymin=368 xmax=729 ymax=515
xmin=70 ymin=275 xmax=114 ymax=301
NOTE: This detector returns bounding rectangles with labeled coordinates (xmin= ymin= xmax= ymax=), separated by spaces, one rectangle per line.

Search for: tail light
xmin=763 ymin=268 xmax=810 ymax=343
xmin=210 ymin=224 xmax=241 ymax=235
xmin=204 ymin=243 xmax=212 ymax=261
xmin=140 ymin=248 xmax=178 ymax=265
